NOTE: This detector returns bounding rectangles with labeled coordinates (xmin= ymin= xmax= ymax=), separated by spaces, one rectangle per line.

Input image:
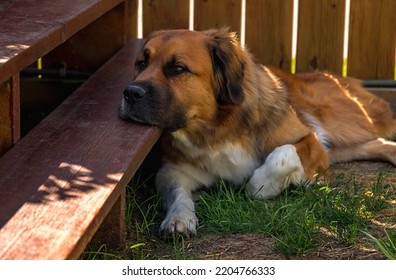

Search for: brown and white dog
xmin=119 ymin=28 xmax=396 ymax=237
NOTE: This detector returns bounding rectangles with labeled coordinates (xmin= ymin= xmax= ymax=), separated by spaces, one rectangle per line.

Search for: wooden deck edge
xmin=0 ymin=40 xmax=162 ymax=260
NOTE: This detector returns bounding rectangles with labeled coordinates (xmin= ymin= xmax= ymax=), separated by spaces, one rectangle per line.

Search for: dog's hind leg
xmin=329 ymin=138 xmax=396 ymax=165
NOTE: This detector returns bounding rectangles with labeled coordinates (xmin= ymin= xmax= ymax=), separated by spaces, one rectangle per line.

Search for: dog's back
xmin=269 ymin=67 xmax=396 ymax=147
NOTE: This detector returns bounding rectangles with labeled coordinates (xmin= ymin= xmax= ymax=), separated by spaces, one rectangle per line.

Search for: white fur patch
xmin=157 ymin=163 xmax=216 ymax=192
xmin=247 ymin=144 xmax=307 ymax=199
xmin=203 ymin=142 xmax=259 ymax=184
xmin=302 ymin=113 xmax=330 ymax=150
xmin=172 ymin=131 xmax=259 ymax=185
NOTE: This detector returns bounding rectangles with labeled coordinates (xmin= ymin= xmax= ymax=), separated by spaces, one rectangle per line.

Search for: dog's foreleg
xmin=156 ymin=163 xmax=215 ymax=237
xmin=248 ymin=133 xmax=329 ymax=199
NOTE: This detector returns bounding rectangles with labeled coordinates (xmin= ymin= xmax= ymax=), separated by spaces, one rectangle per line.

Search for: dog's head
xmin=119 ymin=28 xmax=246 ymax=132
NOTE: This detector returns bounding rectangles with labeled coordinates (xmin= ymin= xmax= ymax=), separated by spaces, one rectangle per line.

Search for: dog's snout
xmin=124 ymin=84 xmax=146 ymax=103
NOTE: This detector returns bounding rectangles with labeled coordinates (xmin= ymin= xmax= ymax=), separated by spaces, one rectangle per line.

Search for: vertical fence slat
xmin=245 ymin=0 xmax=294 ymax=71
xmin=194 ymin=0 xmax=241 ymax=33
xmin=296 ymin=0 xmax=345 ymax=74
xmin=125 ymin=0 xmax=138 ymax=40
xmin=142 ymin=0 xmax=189 ymax=36
xmin=347 ymin=0 xmax=396 ymax=80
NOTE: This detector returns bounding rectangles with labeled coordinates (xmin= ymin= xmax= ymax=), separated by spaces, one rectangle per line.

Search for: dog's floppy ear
xmin=205 ymin=28 xmax=245 ymax=105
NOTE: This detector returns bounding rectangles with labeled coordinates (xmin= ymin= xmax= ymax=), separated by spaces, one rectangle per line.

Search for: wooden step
xmin=0 ymin=40 xmax=162 ymax=259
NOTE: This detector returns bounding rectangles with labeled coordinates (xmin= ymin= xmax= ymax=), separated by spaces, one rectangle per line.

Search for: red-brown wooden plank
xmin=142 ymin=0 xmax=189 ymax=36
xmin=0 ymin=81 xmax=12 ymax=153
xmin=0 ymin=40 xmax=162 ymax=259
xmin=347 ymin=0 xmax=396 ymax=79
xmin=125 ymin=0 xmax=139 ymax=40
xmin=296 ymin=0 xmax=346 ymax=74
xmin=44 ymin=3 xmax=129 ymax=74
xmin=194 ymin=0 xmax=242 ymax=33
xmin=245 ymin=0 xmax=294 ymax=71
xmin=0 ymin=0 xmax=125 ymax=85
xmin=0 ymin=75 xmax=20 ymax=156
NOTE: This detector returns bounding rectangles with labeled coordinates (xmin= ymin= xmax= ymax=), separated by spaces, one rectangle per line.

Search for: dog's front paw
xmin=247 ymin=145 xmax=307 ymax=199
xmin=160 ymin=213 xmax=198 ymax=238
xmin=247 ymin=175 xmax=283 ymax=199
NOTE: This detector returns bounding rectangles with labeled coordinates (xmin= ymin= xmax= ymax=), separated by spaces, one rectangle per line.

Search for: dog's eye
xmin=135 ymin=60 xmax=146 ymax=72
xmin=169 ymin=65 xmax=188 ymax=76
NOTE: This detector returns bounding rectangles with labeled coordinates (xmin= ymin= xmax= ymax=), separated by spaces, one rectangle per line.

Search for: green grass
xmin=125 ymin=175 xmax=162 ymax=260
xmin=196 ymin=178 xmax=371 ymax=257
xmin=82 ymin=244 xmax=123 ymax=260
xmin=363 ymin=230 xmax=396 ymax=260
xmin=82 ymin=172 xmax=395 ymax=260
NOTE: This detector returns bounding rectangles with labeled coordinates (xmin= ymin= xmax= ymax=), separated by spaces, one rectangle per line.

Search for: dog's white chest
xmin=173 ymin=131 xmax=259 ymax=184
xmin=203 ymin=143 xmax=259 ymax=184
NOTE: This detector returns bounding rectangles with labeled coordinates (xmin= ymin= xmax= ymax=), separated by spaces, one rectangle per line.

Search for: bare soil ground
xmin=173 ymin=233 xmax=382 ymax=260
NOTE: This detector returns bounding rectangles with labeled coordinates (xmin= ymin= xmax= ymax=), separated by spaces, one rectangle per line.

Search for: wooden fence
xmin=134 ymin=0 xmax=396 ymax=80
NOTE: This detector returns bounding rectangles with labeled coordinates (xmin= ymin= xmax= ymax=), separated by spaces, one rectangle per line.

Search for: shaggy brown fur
xmin=119 ymin=28 xmax=396 ymax=236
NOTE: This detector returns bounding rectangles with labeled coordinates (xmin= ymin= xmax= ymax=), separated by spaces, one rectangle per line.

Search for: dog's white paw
xmin=247 ymin=144 xmax=307 ymax=199
xmin=160 ymin=211 xmax=198 ymax=237
xmin=248 ymin=176 xmax=284 ymax=199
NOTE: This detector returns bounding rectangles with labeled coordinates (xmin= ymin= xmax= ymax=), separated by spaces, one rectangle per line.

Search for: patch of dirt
xmin=138 ymin=232 xmax=385 ymax=260
xmin=302 ymin=237 xmax=383 ymax=260
xmin=138 ymin=234 xmax=279 ymax=260
xmin=329 ymin=161 xmax=395 ymax=186
xmin=185 ymin=234 xmax=280 ymax=260
xmin=177 ymin=233 xmax=384 ymax=260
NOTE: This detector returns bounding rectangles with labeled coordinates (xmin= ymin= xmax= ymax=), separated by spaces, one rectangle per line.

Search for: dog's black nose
xmin=124 ymin=84 xmax=146 ymax=103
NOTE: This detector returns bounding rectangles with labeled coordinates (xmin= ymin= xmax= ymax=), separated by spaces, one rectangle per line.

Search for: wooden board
xmin=245 ymin=0 xmax=294 ymax=71
xmin=125 ymin=0 xmax=139 ymax=41
xmin=44 ymin=3 xmax=128 ymax=74
xmin=296 ymin=0 xmax=346 ymax=74
xmin=0 ymin=0 xmax=125 ymax=85
xmin=0 ymin=81 xmax=12 ymax=153
xmin=0 ymin=0 xmax=133 ymax=155
xmin=0 ymin=40 xmax=162 ymax=259
xmin=194 ymin=0 xmax=242 ymax=33
xmin=347 ymin=0 xmax=396 ymax=79
xmin=0 ymin=75 xmax=20 ymax=156
xmin=142 ymin=0 xmax=189 ymax=36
